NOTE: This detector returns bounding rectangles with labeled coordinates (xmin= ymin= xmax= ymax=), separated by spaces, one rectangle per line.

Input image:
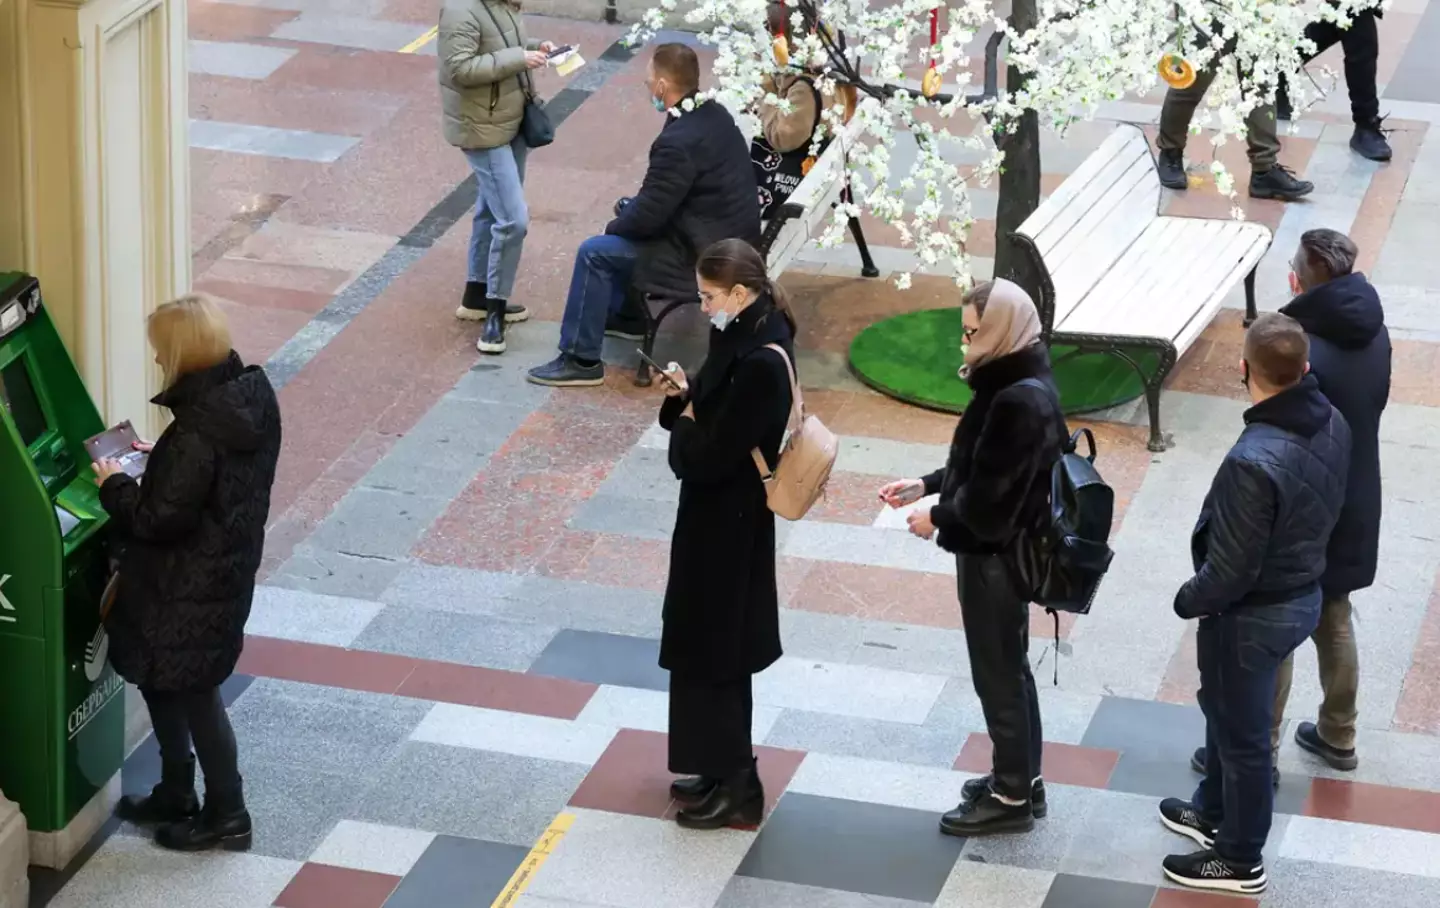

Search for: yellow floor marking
xmin=399 ymin=26 xmax=438 ymax=54
xmin=489 ymin=812 xmax=576 ymax=908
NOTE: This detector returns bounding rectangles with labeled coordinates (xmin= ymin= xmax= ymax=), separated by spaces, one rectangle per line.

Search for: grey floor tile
xmin=304 ymin=487 xmax=452 ymax=560
xmin=716 ymin=877 xmax=929 ymax=908
xmin=265 ymin=545 xmax=403 ymax=601
xmin=1260 ymin=857 xmax=1440 ymax=908
xmin=764 ymin=708 xmax=969 ymax=768
xmin=567 ymin=493 xmax=678 ymax=541
xmin=188 ymin=119 xmax=359 ymax=164
xmin=595 ymin=446 xmax=681 ymax=503
xmin=270 ymin=12 xmax=426 ymax=52
xmin=735 ymin=793 xmax=964 ymax=903
xmin=238 ymin=758 xmax=359 ymax=861
xmin=227 ymin=678 xmax=431 ymax=777
xmin=1038 ymin=873 xmax=1155 ymax=908
xmin=349 ymin=605 xmax=558 ymax=672
xmin=959 ymin=784 xmax=1107 ymax=873
xmin=507 ymin=577 xmax=665 ymax=638
xmin=188 ymin=39 xmax=295 ymax=80
xmin=1058 ymin=790 xmax=1209 ymax=888
xmin=1081 ymin=697 xmax=1205 ymax=799
xmin=360 ymin=398 xmax=531 ymax=497
xmin=527 ymin=628 xmax=668 ymax=691
xmin=382 ymin=835 xmax=527 ymax=908
xmin=936 ymin=861 xmax=1055 ymax=908
xmin=380 ymin=562 xmax=525 ymax=616
xmin=352 ymin=742 xmax=588 ymax=847
xmin=448 ymin=360 xmax=555 ymax=407
xmin=245 ymin=585 xmax=382 ymax=647
xmin=45 ymin=835 xmax=300 ymax=908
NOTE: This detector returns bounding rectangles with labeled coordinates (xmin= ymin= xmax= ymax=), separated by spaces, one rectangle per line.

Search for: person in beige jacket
xmin=439 ymin=0 xmax=555 ymax=355
xmin=751 ymin=1 xmax=832 ymax=219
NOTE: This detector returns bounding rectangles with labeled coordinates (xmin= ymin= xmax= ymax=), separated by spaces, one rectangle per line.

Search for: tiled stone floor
xmin=24 ymin=0 xmax=1440 ymax=905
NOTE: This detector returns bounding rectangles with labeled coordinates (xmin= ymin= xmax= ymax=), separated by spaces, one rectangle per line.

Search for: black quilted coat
xmin=100 ymin=352 xmax=282 ymax=692
xmin=1174 ymin=375 xmax=1350 ymax=619
xmin=606 ymin=97 xmax=762 ymax=300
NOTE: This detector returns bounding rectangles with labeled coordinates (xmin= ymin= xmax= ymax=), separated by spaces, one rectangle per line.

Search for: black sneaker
xmin=960 ymin=775 xmax=1047 ymax=819
xmin=1190 ymin=746 xmax=1280 ymax=789
xmin=604 ymin=315 xmax=647 ymax=341
xmin=477 ymin=300 xmax=506 ymax=355
xmin=1295 ymin=721 xmax=1359 ymax=771
xmin=526 ymin=354 xmax=605 ymax=388
xmin=1249 ymin=164 xmax=1313 ymax=201
xmin=939 ymin=789 xmax=1035 ymax=837
xmin=1158 ymin=797 xmax=1216 ymax=848
xmin=1162 ymin=849 xmax=1267 ymax=894
xmin=1350 ymin=119 xmax=1393 ymax=162
xmin=1156 ymin=148 xmax=1188 ymax=190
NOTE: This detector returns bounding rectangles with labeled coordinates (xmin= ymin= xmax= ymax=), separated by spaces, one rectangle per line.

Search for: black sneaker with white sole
xmin=1158 ymin=797 xmax=1216 ymax=849
xmin=960 ymin=775 xmax=1047 ymax=819
xmin=1190 ymin=746 xmax=1279 ymax=789
xmin=1162 ymin=849 xmax=1267 ymax=894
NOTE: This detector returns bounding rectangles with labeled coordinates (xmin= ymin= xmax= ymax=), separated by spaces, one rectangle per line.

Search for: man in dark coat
xmin=527 ymin=42 xmax=761 ymax=387
xmin=1158 ymin=314 xmax=1350 ymax=896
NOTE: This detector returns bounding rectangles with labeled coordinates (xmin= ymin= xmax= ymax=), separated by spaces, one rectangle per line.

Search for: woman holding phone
xmin=656 ymin=239 xmax=794 ymax=830
xmin=93 ymin=294 xmax=281 ymax=852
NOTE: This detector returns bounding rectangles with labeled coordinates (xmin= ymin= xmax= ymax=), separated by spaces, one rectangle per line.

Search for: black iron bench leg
xmin=634 ymin=297 xmax=693 ymax=388
xmin=849 ymin=217 xmax=881 ymax=278
xmin=1243 ymin=267 xmax=1258 ymax=327
xmin=1098 ymin=343 xmax=1177 ymax=453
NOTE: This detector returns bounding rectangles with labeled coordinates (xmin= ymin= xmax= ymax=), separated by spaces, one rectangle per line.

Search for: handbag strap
xmin=476 ymin=0 xmax=536 ymax=99
xmin=750 ymin=343 xmax=803 ymax=481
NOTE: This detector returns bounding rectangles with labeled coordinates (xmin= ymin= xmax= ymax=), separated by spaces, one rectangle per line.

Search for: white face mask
xmin=710 ymin=309 xmax=733 ymax=331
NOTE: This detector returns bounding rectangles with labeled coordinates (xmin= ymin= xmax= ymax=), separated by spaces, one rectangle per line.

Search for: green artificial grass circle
xmin=848 ymin=308 xmax=1156 ymax=415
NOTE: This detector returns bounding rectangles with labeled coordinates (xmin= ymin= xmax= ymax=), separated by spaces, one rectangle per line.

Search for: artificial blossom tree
xmin=631 ymin=0 xmax=1382 ymax=297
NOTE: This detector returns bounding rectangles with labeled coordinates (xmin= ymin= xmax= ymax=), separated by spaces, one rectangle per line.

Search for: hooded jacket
xmin=1279 ymin=272 xmax=1391 ymax=595
xmin=100 ymin=352 xmax=282 ymax=691
xmin=1174 ymin=375 xmax=1350 ymax=619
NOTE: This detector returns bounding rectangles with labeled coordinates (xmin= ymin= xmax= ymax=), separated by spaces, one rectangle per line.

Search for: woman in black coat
xmin=93 ymin=295 xmax=281 ymax=853
xmin=655 ymin=239 xmax=793 ymax=830
xmin=880 ymin=279 xmax=1065 ymax=838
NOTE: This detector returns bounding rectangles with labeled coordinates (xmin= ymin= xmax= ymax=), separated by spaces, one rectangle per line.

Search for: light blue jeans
xmin=464 ymin=134 xmax=530 ymax=301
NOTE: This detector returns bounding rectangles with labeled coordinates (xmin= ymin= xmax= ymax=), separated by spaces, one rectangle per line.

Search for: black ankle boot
xmin=477 ymin=298 xmax=506 ymax=354
xmin=156 ymin=781 xmax=252 ymax=852
xmin=675 ymin=764 xmax=764 ymax=830
xmin=670 ymin=776 xmax=719 ymax=803
xmin=117 ymin=758 xmax=200 ymax=825
xmin=456 ymin=281 xmax=488 ymax=321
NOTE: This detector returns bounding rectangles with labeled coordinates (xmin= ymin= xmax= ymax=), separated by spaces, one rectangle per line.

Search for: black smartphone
xmin=636 ymin=350 xmax=683 ymax=390
xmin=546 ymin=44 xmax=574 ymax=59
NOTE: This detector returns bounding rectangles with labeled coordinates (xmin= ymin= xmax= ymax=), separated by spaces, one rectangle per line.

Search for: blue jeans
xmin=464 ymin=136 xmax=529 ymax=300
xmin=1192 ymin=591 xmax=1321 ymax=865
xmin=559 ymin=234 xmax=638 ymax=361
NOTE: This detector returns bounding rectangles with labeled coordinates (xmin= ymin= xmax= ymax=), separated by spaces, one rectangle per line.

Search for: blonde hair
xmin=148 ymin=294 xmax=232 ymax=386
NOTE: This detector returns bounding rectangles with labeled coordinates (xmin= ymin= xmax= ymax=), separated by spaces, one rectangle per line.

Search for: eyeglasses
xmin=963 ymin=327 xmax=978 ymax=343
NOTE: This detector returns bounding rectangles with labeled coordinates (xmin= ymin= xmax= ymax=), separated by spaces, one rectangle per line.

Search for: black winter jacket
xmin=100 ymin=353 xmax=282 ymax=691
xmin=1174 ymin=375 xmax=1350 ymax=619
xmin=658 ymin=297 xmax=791 ymax=681
xmin=1280 ymin=273 xmax=1390 ymax=596
xmin=607 ymin=98 xmax=762 ymax=300
xmin=922 ymin=343 xmax=1067 ymax=555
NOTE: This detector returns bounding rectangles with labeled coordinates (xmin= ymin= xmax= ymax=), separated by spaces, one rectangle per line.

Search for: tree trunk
xmin=993 ymin=0 xmax=1044 ymax=310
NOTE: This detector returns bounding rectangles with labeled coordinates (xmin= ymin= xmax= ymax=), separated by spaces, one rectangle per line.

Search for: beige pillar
xmin=0 ymin=0 xmax=189 ymax=442
xmin=0 ymin=791 xmax=26 ymax=908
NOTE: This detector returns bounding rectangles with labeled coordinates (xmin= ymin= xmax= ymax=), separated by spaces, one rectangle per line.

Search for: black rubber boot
xmin=456 ymin=281 xmax=487 ymax=321
xmin=477 ymin=298 xmax=507 ymax=355
xmin=675 ymin=763 xmax=764 ymax=830
xmin=1156 ymin=149 xmax=1188 ymax=190
xmin=156 ymin=781 xmax=252 ymax=852
xmin=117 ymin=758 xmax=200 ymax=825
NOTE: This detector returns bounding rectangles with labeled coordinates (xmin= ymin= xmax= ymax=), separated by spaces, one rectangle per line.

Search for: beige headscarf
xmin=961 ymin=278 xmax=1043 ymax=376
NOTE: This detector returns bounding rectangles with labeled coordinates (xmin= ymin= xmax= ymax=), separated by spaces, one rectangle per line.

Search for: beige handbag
xmin=750 ymin=344 xmax=838 ymax=520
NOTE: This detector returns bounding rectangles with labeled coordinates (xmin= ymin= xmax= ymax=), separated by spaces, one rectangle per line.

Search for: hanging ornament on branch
xmin=921 ymin=6 xmax=943 ymax=98
xmin=1157 ymin=52 xmax=1196 ymax=90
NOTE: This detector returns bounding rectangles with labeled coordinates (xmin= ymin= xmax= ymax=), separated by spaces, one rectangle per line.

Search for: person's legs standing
xmin=1294 ymin=595 xmax=1361 ymax=767
xmin=465 ymin=141 xmax=530 ymax=353
xmin=118 ymin=689 xmax=201 ymax=822
xmin=942 ymin=553 xmax=1038 ymax=835
xmin=527 ymin=234 xmax=638 ymax=387
xmin=1244 ymin=93 xmax=1313 ymax=200
xmin=669 ymin=674 xmax=761 ymax=829
xmin=155 ymin=687 xmax=251 ymax=852
xmin=1341 ymin=12 xmax=1390 ymax=160
xmin=1155 ymin=65 xmax=1217 ymax=189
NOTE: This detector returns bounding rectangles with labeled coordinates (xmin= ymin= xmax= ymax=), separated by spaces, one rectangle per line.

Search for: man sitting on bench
xmin=527 ymin=43 xmax=762 ymax=388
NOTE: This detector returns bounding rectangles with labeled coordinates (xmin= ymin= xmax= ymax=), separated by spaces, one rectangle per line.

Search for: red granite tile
xmin=1390 ymin=338 xmax=1440 ymax=409
xmin=1393 ymin=571 xmax=1440 ymax=735
xmin=776 ymin=556 xmax=815 ymax=610
xmin=218 ymin=299 xmax=313 ymax=365
xmin=417 ymin=488 xmax=578 ymax=574
xmin=191 ymin=147 xmax=325 ymax=198
xmin=198 ymin=257 xmax=354 ymax=296
xmin=198 ymin=278 xmax=335 ymax=315
xmin=1167 ymin=309 xmax=1254 ymax=404
xmin=238 ymin=637 xmax=418 ymax=694
xmin=1156 ymin=622 xmax=1200 ymax=707
xmin=571 ymin=728 xmax=806 ymax=828
xmin=187 ymin=2 xmax=298 ymax=42
xmin=544 ymin=533 xmax=674 ymax=593
xmin=1303 ymin=777 xmax=1440 ymax=836
xmin=492 ymin=404 xmax=649 ymax=484
xmin=378 ymin=0 xmax=439 ymax=23
xmin=1351 ymin=121 xmax=1426 ymax=276
xmin=190 ymin=76 xmax=408 ymax=139
xmin=954 ymin=734 xmax=1120 ymax=790
xmin=396 ymin=661 xmax=597 ymax=720
xmin=1150 ymin=889 xmax=1259 ymax=908
xmin=267 ymin=46 xmax=437 ymax=96
xmin=807 ymin=471 xmax=887 ymax=526
xmin=273 ymin=863 xmax=401 ymax=908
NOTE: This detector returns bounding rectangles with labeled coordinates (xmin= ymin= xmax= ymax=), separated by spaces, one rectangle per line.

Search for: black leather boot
xmin=156 ymin=781 xmax=252 ymax=852
xmin=675 ymin=763 xmax=764 ymax=830
xmin=477 ymin=298 xmax=506 ymax=354
xmin=117 ymin=758 xmax=200 ymax=825
xmin=670 ymin=776 xmax=719 ymax=804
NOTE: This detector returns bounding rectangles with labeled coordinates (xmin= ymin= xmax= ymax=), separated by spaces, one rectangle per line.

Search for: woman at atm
xmin=91 ymin=294 xmax=281 ymax=853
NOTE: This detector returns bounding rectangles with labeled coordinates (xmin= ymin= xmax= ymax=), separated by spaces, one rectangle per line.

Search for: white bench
xmin=635 ymin=96 xmax=881 ymax=386
xmin=1012 ymin=124 xmax=1272 ymax=451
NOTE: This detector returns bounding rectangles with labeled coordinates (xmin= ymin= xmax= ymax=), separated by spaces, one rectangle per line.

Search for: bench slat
xmin=1031 ymin=138 xmax=1155 ymax=261
xmin=1055 ymin=217 xmax=1196 ymax=333
xmin=1110 ymin=225 xmax=1251 ymax=342
xmin=1017 ymin=127 xmax=1147 ymax=240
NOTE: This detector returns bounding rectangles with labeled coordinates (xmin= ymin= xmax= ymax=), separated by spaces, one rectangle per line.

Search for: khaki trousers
xmin=1156 ymin=63 xmax=1283 ymax=171
xmin=1272 ymin=596 xmax=1359 ymax=753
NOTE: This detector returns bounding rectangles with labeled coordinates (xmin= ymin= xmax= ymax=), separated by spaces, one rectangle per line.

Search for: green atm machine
xmin=0 ymin=272 xmax=125 ymax=862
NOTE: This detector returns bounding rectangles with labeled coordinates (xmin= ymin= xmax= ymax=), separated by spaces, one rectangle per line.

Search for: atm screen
xmin=0 ymin=357 xmax=49 ymax=447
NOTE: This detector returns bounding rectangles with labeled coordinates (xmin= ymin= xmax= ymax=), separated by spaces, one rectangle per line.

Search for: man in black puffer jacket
xmin=528 ymin=42 xmax=761 ymax=388
xmin=1157 ymin=314 xmax=1350 ymax=896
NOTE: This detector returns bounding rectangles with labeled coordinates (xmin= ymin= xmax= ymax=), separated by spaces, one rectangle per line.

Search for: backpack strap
xmin=750 ymin=344 xmax=802 ymax=480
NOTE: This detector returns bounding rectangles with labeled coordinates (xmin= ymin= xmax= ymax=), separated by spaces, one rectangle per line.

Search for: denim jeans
xmin=559 ymin=234 xmax=639 ymax=361
xmin=1192 ymin=591 xmax=1321 ymax=865
xmin=464 ymin=135 xmax=530 ymax=300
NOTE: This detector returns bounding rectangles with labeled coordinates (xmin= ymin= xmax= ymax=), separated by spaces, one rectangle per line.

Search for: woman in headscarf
xmin=879 ymin=278 xmax=1067 ymax=838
